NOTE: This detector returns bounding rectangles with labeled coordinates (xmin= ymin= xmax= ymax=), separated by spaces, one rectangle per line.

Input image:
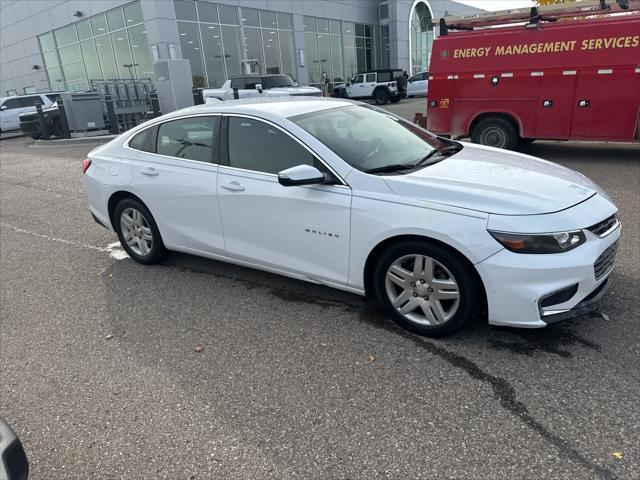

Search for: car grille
xmin=594 ymin=241 xmax=618 ymax=280
xmin=587 ymin=214 xmax=618 ymax=237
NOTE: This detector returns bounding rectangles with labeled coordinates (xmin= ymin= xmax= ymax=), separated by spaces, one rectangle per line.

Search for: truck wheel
xmin=471 ymin=117 xmax=518 ymax=150
xmin=390 ymin=96 xmax=401 ymax=103
xmin=374 ymin=89 xmax=390 ymax=105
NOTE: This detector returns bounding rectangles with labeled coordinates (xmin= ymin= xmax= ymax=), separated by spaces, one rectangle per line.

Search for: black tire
xmin=374 ymin=89 xmax=390 ymax=105
xmin=341 ymin=88 xmax=350 ymax=99
xmin=389 ymin=96 xmax=401 ymax=103
xmin=372 ymin=241 xmax=481 ymax=337
xmin=50 ymin=118 xmax=63 ymax=137
xmin=470 ymin=117 xmax=518 ymax=150
xmin=113 ymin=197 xmax=167 ymax=265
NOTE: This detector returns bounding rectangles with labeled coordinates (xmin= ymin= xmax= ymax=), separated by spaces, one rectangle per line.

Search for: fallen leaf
xmin=319 ymin=341 xmax=328 ymax=348
xmin=194 ymin=344 xmax=204 ymax=353
xmin=367 ymin=354 xmax=376 ymax=362
xmin=613 ymin=452 xmax=623 ymax=460
xmin=108 ymin=273 xmax=113 ymax=278
xmin=601 ymin=312 xmax=610 ymax=321
xmin=105 ymin=334 xmax=113 ymax=340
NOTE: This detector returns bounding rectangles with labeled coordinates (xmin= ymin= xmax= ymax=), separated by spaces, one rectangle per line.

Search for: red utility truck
xmin=426 ymin=0 xmax=640 ymax=149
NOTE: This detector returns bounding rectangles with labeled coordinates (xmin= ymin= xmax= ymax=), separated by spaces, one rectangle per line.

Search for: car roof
xmin=232 ymin=74 xmax=290 ymax=78
xmin=165 ymin=97 xmax=355 ymax=120
xmin=356 ymin=69 xmax=402 ymax=74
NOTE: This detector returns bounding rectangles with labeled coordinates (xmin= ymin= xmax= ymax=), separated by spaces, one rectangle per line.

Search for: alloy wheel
xmin=385 ymin=254 xmax=460 ymax=326
xmin=120 ymin=207 xmax=153 ymax=256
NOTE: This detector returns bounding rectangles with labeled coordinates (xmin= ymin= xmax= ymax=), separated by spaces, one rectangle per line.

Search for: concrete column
xmin=292 ymin=14 xmax=309 ymax=86
xmin=140 ymin=0 xmax=193 ymax=112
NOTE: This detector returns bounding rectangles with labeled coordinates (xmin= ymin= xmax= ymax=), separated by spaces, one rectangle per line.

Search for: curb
xmin=32 ymin=135 xmax=118 ymax=147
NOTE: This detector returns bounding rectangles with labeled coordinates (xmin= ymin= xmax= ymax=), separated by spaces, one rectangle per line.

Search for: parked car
xmin=202 ymin=75 xmax=321 ymax=101
xmin=407 ymin=71 xmax=429 ymax=97
xmin=19 ymin=103 xmax=63 ymax=139
xmin=333 ymin=69 xmax=404 ymax=105
xmin=83 ymin=98 xmax=619 ymax=337
xmin=0 ymin=93 xmax=58 ymax=133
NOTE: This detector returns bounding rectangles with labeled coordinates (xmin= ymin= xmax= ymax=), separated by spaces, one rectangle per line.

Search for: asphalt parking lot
xmin=1 ymin=99 xmax=639 ymax=479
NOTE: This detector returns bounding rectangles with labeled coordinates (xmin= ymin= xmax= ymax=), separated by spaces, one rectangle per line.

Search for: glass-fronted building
xmin=0 ymin=0 xmax=483 ymax=105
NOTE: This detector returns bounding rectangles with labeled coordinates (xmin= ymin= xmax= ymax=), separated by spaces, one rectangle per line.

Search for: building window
xmin=409 ymin=1 xmax=434 ymax=75
xmin=380 ymin=25 xmax=390 ymax=69
xmin=173 ymin=2 xmax=294 ymax=87
xmin=36 ymin=1 xmax=152 ymax=92
xmin=379 ymin=2 xmax=389 ymax=21
xmin=304 ymin=16 xmax=372 ymax=87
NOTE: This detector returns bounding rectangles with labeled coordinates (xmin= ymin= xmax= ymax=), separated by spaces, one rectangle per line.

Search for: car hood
xmin=383 ymin=143 xmax=602 ymax=215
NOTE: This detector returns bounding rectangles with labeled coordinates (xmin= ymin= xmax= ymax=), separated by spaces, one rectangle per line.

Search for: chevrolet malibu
xmin=83 ymin=98 xmax=620 ymax=337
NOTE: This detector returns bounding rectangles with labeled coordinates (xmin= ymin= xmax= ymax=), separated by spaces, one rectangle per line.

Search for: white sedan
xmin=83 ymin=98 xmax=619 ymax=337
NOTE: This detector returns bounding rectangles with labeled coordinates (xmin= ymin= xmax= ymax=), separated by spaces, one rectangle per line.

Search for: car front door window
xmin=227 ymin=117 xmax=316 ymax=174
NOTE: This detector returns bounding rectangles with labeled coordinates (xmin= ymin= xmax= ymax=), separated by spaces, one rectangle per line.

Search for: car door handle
xmin=221 ymin=181 xmax=245 ymax=192
xmin=140 ymin=168 xmax=159 ymax=176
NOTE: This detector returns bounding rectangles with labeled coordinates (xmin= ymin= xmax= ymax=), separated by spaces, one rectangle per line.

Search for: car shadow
xmin=106 ymin=250 xmax=611 ymax=361
xmin=517 ymin=140 xmax=640 ymax=163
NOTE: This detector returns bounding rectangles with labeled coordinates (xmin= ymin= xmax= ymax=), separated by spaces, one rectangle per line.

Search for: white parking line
xmin=0 ymin=222 xmax=128 ymax=260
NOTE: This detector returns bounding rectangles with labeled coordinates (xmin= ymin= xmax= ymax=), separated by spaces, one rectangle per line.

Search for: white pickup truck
xmin=202 ymin=75 xmax=322 ymax=101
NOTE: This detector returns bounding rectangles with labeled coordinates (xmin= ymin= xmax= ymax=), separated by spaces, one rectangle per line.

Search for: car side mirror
xmin=278 ymin=164 xmax=326 ymax=187
xmin=255 ymin=83 xmax=263 ymax=93
xmin=0 ymin=105 xmax=7 ymax=110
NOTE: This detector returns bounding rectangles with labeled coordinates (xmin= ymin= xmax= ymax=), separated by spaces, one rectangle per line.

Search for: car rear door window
xmin=227 ymin=117 xmax=315 ymax=174
xmin=129 ymin=125 xmax=158 ymax=153
xmin=156 ymin=117 xmax=219 ymax=163
xmin=365 ymin=73 xmax=376 ymax=83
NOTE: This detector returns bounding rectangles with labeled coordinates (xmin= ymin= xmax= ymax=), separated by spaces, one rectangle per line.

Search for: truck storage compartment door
xmin=570 ymin=67 xmax=640 ymax=141
xmin=535 ymin=70 xmax=576 ymax=139
xmin=426 ymin=75 xmax=454 ymax=135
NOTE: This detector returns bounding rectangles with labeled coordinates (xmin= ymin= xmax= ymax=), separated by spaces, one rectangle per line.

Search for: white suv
xmin=0 ymin=94 xmax=57 ymax=132
xmin=335 ymin=69 xmax=403 ymax=105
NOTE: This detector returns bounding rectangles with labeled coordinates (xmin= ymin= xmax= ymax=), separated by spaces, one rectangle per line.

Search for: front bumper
xmin=476 ymin=225 xmax=620 ymax=328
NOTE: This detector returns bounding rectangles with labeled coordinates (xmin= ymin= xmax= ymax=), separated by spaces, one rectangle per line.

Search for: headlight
xmin=488 ymin=230 xmax=586 ymax=254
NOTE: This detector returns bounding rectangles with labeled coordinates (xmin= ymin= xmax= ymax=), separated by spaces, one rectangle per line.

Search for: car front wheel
xmin=114 ymin=198 xmax=167 ymax=264
xmin=373 ymin=241 xmax=480 ymax=337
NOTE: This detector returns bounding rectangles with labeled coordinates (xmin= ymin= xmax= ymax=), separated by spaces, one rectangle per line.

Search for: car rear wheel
xmin=374 ymin=89 xmax=390 ymax=105
xmin=114 ymin=198 xmax=167 ymax=264
xmin=471 ymin=117 xmax=518 ymax=150
xmin=373 ymin=241 xmax=480 ymax=337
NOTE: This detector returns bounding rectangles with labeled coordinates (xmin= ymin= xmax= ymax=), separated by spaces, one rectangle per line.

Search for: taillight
xmin=82 ymin=158 xmax=92 ymax=174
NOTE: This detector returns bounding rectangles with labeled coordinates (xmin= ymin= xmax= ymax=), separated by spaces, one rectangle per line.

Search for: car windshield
xmin=291 ymin=105 xmax=451 ymax=173
xmin=262 ymin=75 xmax=295 ymax=89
